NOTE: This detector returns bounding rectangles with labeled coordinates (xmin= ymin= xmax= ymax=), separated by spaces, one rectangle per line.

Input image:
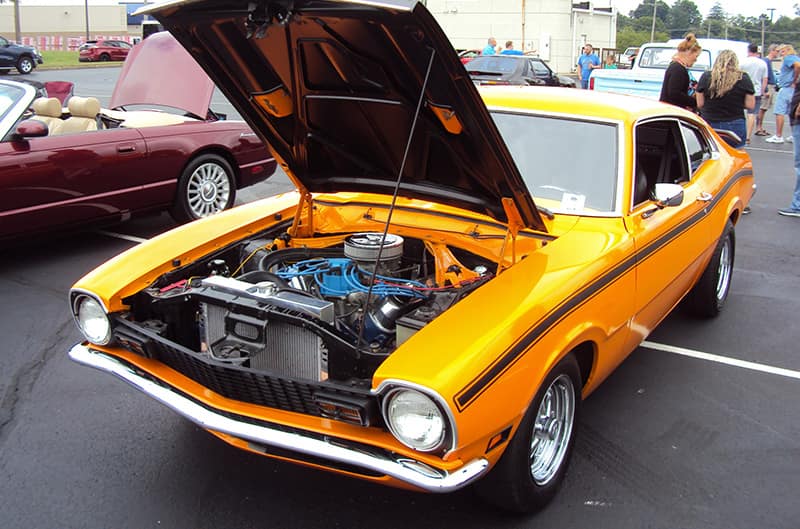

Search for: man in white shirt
xmin=740 ymin=43 xmax=768 ymax=145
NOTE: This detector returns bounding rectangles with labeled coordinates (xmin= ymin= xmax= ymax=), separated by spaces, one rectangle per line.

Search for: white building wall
xmin=427 ymin=0 xmax=616 ymax=74
xmin=0 ymin=4 xmax=128 ymax=39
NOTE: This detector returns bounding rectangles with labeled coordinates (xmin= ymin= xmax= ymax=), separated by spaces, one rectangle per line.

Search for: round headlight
xmin=75 ymin=296 xmax=111 ymax=345
xmin=385 ymin=389 xmax=446 ymax=452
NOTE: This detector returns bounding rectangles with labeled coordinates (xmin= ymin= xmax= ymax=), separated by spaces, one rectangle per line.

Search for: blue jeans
xmin=791 ymin=124 xmax=800 ymax=210
xmin=707 ymin=118 xmax=746 ymax=148
xmin=581 ymin=78 xmax=589 ymax=89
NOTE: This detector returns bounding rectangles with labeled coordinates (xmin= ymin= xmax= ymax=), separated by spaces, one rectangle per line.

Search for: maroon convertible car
xmin=0 ymin=32 xmax=277 ymax=241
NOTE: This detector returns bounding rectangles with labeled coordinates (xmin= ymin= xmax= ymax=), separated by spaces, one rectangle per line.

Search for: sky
xmin=611 ymin=0 xmax=797 ymax=20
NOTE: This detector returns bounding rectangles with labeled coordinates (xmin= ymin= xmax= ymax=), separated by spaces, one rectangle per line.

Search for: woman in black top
xmin=696 ymin=50 xmax=755 ymax=148
xmin=660 ymin=33 xmax=702 ymax=110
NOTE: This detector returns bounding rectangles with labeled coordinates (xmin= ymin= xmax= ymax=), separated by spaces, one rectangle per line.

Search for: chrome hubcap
xmin=186 ymin=162 xmax=231 ymax=218
xmin=529 ymin=374 xmax=575 ymax=485
xmin=715 ymin=236 xmax=732 ymax=302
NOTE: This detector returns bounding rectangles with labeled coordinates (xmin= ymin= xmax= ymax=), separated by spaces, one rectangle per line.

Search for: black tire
xmin=684 ymin=220 xmax=735 ymax=318
xmin=16 ymin=56 xmax=34 ymax=75
xmin=99 ymin=53 xmax=111 ymax=62
xmin=475 ymin=354 xmax=581 ymax=513
xmin=170 ymin=154 xmax=236 ymax=223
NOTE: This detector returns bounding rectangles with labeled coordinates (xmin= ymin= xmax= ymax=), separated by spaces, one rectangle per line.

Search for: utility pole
xmin=768 ymin=8 xmax=775 ymax=23
xmin=761 ymin=15 xmax=766 ymax=54
xmin=650 ymin=1 xmax=657 ymax=43
xmin=13 ymin=0 xmax=21 ymax=43
xmin=84 ymin=0 xmax=90 ymax=41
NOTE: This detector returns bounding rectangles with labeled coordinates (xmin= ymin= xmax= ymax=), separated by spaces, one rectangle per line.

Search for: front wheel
xmin=16 ymin=56 xmax=34 ymax=74
xmin=99 ymin=53 xmax=111 ymax=62
xmin=475 ymin=355 xmax=581 ymax=513
xmin=684 ymin=220 xmax=735 ymax=318
xmin=170 ymin=154 xmax=236 ymax=223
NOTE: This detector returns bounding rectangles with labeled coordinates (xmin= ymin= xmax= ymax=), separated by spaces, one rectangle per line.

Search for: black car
xmin=0 ymin=35 xmax=43 ymax=75
xmin=466 ymin=55 xmax=575 ymax=88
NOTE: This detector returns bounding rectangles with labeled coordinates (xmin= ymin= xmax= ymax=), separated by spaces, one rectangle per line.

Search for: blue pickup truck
xmin=589 ymin=38 xmax=748 ymax=99
xmin=0 ymin=35 xmax=43 ymax=75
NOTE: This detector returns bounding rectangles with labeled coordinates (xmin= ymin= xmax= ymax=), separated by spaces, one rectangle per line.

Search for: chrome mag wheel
xmin=529 ymin=373 xmax=575 ymax=485
xmin=716 ymin=234 xmax=732 ymax=302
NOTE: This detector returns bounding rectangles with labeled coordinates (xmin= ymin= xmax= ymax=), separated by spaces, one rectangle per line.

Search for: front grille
xmin=113 ymin=318 xmax=378 ymax=425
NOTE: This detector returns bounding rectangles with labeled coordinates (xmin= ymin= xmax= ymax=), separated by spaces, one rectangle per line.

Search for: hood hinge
xmin=497 ymin=197 xmax=525 ymax=274
xmin=288 ymin=189 xmax=314 ymax=238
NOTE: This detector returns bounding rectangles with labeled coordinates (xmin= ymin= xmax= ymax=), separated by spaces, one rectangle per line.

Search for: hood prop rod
xmin=355 ymin=46 xmax=437 ymax=357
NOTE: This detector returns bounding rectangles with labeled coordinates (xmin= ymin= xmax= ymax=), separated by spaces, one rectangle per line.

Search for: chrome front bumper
xmin=69 ymin=344 xmax=489 ymax=492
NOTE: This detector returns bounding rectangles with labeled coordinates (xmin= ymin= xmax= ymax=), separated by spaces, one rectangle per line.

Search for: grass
xmin=40 ymin=50 xmax=121 ymax=69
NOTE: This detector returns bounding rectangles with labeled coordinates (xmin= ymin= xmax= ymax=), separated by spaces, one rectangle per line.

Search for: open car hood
xmin=109 ymin=31 xmax=215 ymax=119
xmin=141 ymin=0 xmax=545 ymax=230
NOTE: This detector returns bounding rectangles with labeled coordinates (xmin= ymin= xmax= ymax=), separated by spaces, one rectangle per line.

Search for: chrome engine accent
xmin=201 ymin=274 xmax=334 ymax=323
xmin=344 ymin=233 xmax=404 ymax=267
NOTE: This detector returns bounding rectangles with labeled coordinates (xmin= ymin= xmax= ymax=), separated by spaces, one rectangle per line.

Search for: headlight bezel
xmin=380 ymin=383 xmax=455 ymax=454
xmin=71 ymin=291 xmax=112 ymax=346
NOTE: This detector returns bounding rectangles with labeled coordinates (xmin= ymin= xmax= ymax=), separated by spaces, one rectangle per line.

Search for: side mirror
xmin=14 ymin=119 xmax=49 ymax=139
xmin=654 ymin=183 xmax=684 ymax=207
xmin=642 ymin=183 xmax=684 ymax=218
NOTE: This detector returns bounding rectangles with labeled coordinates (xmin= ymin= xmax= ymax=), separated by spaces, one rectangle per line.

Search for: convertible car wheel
xmin=476 ymin=355 xmax=581 ymax=513
xmin=685 ymin=220 xmax=735 ymax=318
xmin=16 ymin=57 xmax=34 ymax=74
xmin=170 ymin=154 xmax=236 ymax=223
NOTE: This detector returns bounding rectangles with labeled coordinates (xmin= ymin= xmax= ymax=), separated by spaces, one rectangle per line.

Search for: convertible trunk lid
xmin=140 ymin=0 xmax=546 ymax=230
xmin=109 ymin=31 xmax=215 ymax=119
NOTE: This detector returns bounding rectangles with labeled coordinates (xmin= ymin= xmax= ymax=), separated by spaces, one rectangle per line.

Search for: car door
xmin=624 ymin=117 xmax=715 ymax=342
xmin=0 ymin=126 xmax=151 ymax=238
xmin=0 ymin=36 xmax=13 ymax=68
xmin=115 ymin=42 xmax=132 ymax=61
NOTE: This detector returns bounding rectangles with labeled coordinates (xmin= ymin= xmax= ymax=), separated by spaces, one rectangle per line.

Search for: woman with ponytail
xmin=660 ymin=33 xmax=702 ymax=110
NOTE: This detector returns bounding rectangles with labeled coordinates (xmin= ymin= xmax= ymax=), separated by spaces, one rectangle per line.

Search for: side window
xmin=680 ymin=122 xmax=713 ymax=176
xmin=633 ymin=120 xmax=691 ymax=207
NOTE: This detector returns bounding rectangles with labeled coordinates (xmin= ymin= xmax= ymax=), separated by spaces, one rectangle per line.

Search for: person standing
xmin=766 ymin=44 xmax=800 ymax=144
xmin=755 ymin=44 xmax=778 ymax=136
xmin=740 ymin=43 xmax=768 ymax=144
xmin=482 ymin=37 xmax=497 ymax=56
xmin=695 ymin=50 xmax=755 ymax=149
xmin=659 ymin=33 xmax=702 ymax=110
xmin=577 ymin=44 xmax=600 ymax=89
xmin=778 ymin=87 xmax=800 ymax=217
xmin=500 ymin=41 xmax=523 ymax=55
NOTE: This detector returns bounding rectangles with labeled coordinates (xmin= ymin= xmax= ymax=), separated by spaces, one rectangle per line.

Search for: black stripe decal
xmin=454 ymin=168 xmax=753 ymax=410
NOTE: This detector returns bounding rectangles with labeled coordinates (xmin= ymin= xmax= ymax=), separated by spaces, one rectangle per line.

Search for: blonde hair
xmin=677 ymin=33 xmax=702 ymax=53
xmin=708 ymin=50 xmax=743 ymax=98
xmin=781 ymin=44 xmax=796 ymax=55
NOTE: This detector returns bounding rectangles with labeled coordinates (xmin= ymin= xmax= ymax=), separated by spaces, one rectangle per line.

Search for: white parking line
xmin=95 ymin=230 xmax=148 ymax=244
xmin=746 ymin=146 xmax=793 ymax=154
xmin=643 ymin=340 xmax=800 ymax=380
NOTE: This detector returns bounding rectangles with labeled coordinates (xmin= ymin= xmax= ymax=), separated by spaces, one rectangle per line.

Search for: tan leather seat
xmin=31 ymin=97 xmax=64 ymax=135
xmin=58 ymin=96 xmax=102 ymax=134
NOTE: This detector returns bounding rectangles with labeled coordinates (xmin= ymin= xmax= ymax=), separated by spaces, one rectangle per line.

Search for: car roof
xmin=477 ymin=85 xmax=695 ymax=123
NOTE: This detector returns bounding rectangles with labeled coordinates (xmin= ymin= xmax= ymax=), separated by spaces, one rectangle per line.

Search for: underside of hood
xmin=141 ymin=0 xmax=545 ymax=230
xmin=109 ymin=31 xmax=215 ymax=119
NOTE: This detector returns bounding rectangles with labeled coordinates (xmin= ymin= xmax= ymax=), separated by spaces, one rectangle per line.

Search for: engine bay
xmin=120 ymin=229 xmax=496 ymax=387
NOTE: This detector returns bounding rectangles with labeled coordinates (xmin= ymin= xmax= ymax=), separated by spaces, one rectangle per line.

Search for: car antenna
xmin=355 ymin=46 xmax=437 ymax=357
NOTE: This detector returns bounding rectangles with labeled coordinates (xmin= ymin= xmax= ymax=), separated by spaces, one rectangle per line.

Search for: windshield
xmin=0 ymin=84 xmax=24 ymax=121
xmin=637 ymin=47 xmax=712 ymax=71
xmin=466 ymin=56 xmax=521 ymax=75
xmin=491 ymin=111 xmax=619 ymax=214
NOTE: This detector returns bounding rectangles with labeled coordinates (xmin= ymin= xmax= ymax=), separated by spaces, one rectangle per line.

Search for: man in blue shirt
xmin=577 ymin=44 xmax=600 ymax=89
xmin=500 ymin=41 xmax=524 ymax=56
xmin=766 ymin=44 xmax=800 ymax=144
xmin=482 ymin=37 xmax=497 ymax=56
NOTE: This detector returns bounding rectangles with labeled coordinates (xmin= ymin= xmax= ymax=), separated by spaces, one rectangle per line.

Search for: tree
xmin=667 ymin=0 xmax=702 ymax=38
xmin=632 ymin=1 xmax=670 ymax=25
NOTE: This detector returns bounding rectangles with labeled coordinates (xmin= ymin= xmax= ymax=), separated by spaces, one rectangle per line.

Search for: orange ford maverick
xmin=68 ymin=0 xmax=754 ymax=513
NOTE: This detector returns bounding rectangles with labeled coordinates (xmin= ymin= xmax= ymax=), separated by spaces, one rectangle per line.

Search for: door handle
xmin=117 ymin=144 xmax=136 ymax=153
xmin=697 ymin=192 xmax=713 ymax=202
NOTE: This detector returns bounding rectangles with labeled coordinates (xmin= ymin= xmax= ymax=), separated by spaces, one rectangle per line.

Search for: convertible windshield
xmin=0 ymin=84 xmax=24 ymax=122
xmin=491 ymin=111 xmax=619 ymax=214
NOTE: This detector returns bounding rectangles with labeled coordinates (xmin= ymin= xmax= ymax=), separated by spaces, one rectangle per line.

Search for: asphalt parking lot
xmin=1 ymin=68 xmax=799 ymax=529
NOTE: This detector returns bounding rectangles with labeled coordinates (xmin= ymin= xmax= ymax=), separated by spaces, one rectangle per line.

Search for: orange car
xmin=68 ymin=0 xmax=755 ymax=513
